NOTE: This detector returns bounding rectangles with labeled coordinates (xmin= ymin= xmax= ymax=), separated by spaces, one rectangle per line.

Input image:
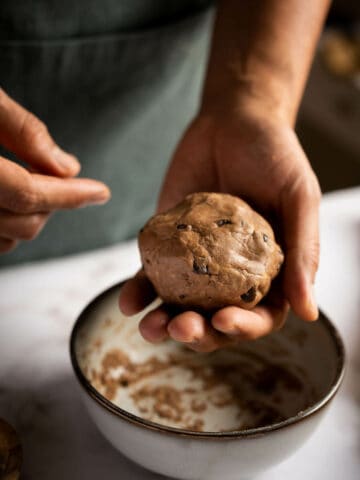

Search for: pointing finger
xmin=0 ymin=156 xmax=110 ymax=213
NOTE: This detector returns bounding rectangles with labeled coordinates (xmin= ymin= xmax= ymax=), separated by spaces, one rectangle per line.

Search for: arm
xmin=202 ymin=0 xmax=330 ymax=124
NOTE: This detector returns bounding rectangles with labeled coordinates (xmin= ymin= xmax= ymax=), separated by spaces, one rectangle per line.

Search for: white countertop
xmin=0 ymin=188 xmax=359 ymax=480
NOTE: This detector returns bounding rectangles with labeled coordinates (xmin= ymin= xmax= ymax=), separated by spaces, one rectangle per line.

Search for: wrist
xmin=200 ymin=74 xmax=296 ymax=127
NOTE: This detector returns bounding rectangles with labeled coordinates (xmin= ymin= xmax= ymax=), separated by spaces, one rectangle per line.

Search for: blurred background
xmin=298 ymin=0 xmax=360 ymax=192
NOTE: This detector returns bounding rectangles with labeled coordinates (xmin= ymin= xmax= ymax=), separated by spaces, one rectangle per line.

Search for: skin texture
xmin=119 ymin=0 xmax=331 ymax=352
xmin=0 ymin=88 xmax=110 ymax=253
xmin=139 ymin=192 xmax=284 ymax=311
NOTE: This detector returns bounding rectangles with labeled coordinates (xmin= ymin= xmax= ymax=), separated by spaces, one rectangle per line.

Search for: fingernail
xmin=52 ymin=146 xmax=81 ymax=175
xmin=308 ymin=284 xmax=319 ymax=321
xmin=76 ymin=183 xmax=111 ymax=208
xmin=88 ymin=186 xmax=111 ymax=205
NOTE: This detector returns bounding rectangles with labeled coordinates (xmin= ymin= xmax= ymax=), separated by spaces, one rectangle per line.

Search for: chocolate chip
xmin=120 ymin=379 xmax=129 ymax=387
xmin=179 ymin=294 xmax=186 ymax=300
xmin=140 ymin=228 xmax=144 ymax=233
xmin=193 ymin=260 xmax=209 ymax=274
xmin=216 ymin=219 xmax=232 ymax=227
xmin=263 ymin=234 xmax=269 ymax=242
xmin=177 ymin=224 xmax=187 ymax=230
xmin=241 ymin=286 xmax=256 ymax=303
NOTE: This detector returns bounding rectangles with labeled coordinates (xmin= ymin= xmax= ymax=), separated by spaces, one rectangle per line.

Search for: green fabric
xmin=0 ymin=1 xmax=214 ymax=266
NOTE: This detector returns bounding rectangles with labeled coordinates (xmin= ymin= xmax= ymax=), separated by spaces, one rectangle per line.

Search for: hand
xmin=0 ymin=89 xmax=110 ymax=253
xmin=119 ymin=105 xmax=321 ymax=351
xmin=119 ymin=0 xmax=326 ymax=351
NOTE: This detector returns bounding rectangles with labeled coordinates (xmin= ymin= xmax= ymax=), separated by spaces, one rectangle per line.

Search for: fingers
xmin=139 ymin=304 xmax=285 ymax=352
xmin=138 ymin=300 xmax=287 ymax=350
xmin=0 ymin=156 xmax=110 ymax=213
xmin=167 ymin=311 xmax=230 ymax=352
xmin=139 ymin=307 xmax=229 ymax=352
xmin=134 ymin=274 xmax=287 ymax=350
xmin=0 ymin=210 xmax=49 ymax=254
xmin=212 ymin=303 xmax=288 ymax=340
xmin=119 ymin=271 xmax=157 ymax=316
xmin=0 ymin=210 xmax=49 ymax=241
xmin=0 ymin=156 xmax=110 ymax=255
xmin=119 ymin=273 xmax=224 ymax=349
xmin=281 ymin=177 xmax=321 ymax=321
xmin=30 ymin=174 xmax=110 ymax=211
xmin=139 ymin=306 xmax=171 ymax=343
xmin=0 ymin=88 xmax=80 ymax=177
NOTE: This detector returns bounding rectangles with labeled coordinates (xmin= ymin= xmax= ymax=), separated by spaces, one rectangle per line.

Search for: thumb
xmin=0 ymin=88 xmax=80 ymax=177
xmin=282 ymin=178 xmax=321 ymax=321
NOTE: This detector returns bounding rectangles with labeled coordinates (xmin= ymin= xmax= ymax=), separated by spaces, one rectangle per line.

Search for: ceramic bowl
xmin=70 ymin=283 xmax=345 ymax=480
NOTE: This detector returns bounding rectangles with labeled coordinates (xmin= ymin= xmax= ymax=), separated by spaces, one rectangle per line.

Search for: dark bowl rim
xmin=70 ymin=282 xmax=346 ymax=440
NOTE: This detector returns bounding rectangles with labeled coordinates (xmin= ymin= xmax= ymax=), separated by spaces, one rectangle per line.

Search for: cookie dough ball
xmin=139 ymin=192 xmax=284 ymax=311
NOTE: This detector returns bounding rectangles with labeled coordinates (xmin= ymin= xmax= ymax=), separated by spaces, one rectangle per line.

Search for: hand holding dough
xmin=139 ymin=192 xmax=284 ymax=311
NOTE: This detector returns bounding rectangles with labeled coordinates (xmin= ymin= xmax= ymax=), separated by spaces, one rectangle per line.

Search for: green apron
xmin=0 ymin=0 xmax=213 ymax=266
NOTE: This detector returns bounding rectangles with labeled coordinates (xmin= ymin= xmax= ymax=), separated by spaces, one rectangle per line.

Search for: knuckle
xmin=287 ymin=243 xmax=320 ymax=277
xmin=299 ymin=176 xmax=322 ymax=204
xmin=10 ymin=181 xmax=38 ymax=213
xmin=287 ymin=173 xmax=322 ymax=208
xmin=305 ymin=242 xmax=320 ymax=273
xmin=308 ymin=178 xmax=321 ymax=204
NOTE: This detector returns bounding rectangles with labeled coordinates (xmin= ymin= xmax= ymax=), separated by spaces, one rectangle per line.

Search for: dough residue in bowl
xmin=77 ymin=292 xmax=320 ymax=433
xmin=86 ymin=342 xmax=316 ymax=432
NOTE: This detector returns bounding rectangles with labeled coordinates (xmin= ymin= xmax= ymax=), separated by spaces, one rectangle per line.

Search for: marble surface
xmin=0 ymin=187 xmax=359 ymax=480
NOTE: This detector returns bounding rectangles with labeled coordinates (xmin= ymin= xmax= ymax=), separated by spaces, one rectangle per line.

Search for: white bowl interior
xmin=75 ymin=286 xmax=341 ymax=433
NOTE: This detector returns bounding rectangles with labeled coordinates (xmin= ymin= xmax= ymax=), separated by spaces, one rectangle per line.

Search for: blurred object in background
xmin=0 ymin=419 xmax=22 ymax=480
xmin=321 ymin=0 xmax=360 ymax=88
xmin=321 ymin=29 xmax=359 ymax=81
xmin=298 ymin=0 xmax=360 ymax=193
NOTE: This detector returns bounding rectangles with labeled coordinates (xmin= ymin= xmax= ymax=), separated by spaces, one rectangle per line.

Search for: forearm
xmin=202 ymin=0 xmax=331 ymax=124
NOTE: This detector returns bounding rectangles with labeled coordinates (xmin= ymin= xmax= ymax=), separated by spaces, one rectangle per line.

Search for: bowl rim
xmin=70 ymin=282 xmax=346 ymax=440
